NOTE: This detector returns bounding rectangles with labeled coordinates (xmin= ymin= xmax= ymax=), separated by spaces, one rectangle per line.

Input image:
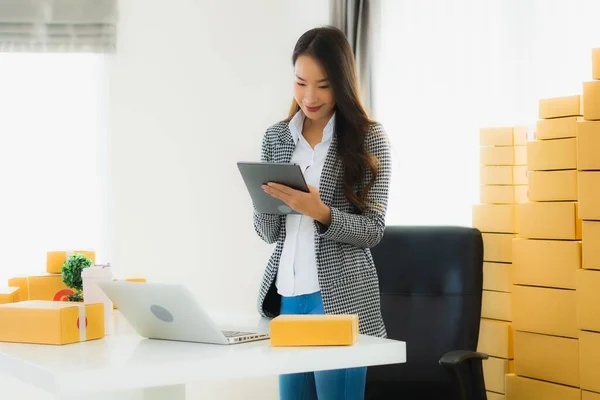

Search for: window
xmin=0 ymin=54 xmax=107 ymax=284
xmin=375 ymin=0 xmax=600 ymax=226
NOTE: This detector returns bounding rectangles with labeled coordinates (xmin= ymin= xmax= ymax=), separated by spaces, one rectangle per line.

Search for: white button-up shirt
xmin=275 ymin=110 xmax=335 ymax=297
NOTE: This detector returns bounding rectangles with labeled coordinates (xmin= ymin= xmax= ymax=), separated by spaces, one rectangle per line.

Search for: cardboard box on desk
xmin=528 ymin=170 xmax=578 ymax=202
xmin=514 ymin=330 xmax=579 ymax=388
xmin=47 ymin=250 xmax=96 ymax=275
xmin=269 ymin=314 xmax=358 ymax=347
xmin=583 ymin=221 xmax=600 ymax=270
xmin=512 ymin=238 xmax=580 ymax=289
xmin=536 ymin=116 xmax=582 ymax=140
xmin=505 ymin=373 xmax=581 ymax=400
xmin=0 ymin=287 xmax=20 ymax=304
xmin=538 ymin=94 xmax=583 ymax=119
xmin=578 ymin=172 xmax=600 ymax=220
xmin=517 ymin=202 xmax=581 ymax=240
xmin=480 ymin=185 xmax=528 ymax=205
xmin=577 ymin=120 xmax=600 ymax=170
xmin=512 ymin=285 xmax=578 ymax=339
xmin=527 ymin=138 xmax=577 ymax=171
xmin=0 ymin=300 xmax=104 ymax=345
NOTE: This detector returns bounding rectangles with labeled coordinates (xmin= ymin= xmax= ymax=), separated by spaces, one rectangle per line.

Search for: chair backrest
xmin=365 ymin=225 xmax=484 ymax=399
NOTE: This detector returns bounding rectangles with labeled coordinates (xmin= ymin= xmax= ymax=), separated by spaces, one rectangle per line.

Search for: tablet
xmin=237 ymin=161 xmax=309 ymax=215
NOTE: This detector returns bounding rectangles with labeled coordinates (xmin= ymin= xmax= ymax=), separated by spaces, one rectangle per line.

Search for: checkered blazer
xmin=253 ymin=119 xmax=392 ymax=338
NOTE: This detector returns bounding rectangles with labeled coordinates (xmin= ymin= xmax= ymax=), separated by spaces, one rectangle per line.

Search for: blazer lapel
xmin=319 ymin=133 xmax=340 ymax=207
xmin=276 ymin=126 xmax=296 ymax=164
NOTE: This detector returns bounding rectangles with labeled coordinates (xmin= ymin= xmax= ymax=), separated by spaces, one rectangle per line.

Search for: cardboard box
xmin=7 ymin=277 xmax=28 ymax=301
xmin=478 ymin=318 xmax=514 ymax=359
xmin=517 ymin=202 xmax=581 ymax=240
xmin=527 ymin=138 xmax=577 ymax=171
xmin=27 ymin=274 xmax=75 ymax=301
xmin=514 ymin=330 xmax=579 ymax=387
xmin=270 ymin=314 xmax=358 ymax=346
xmin=578 ymin=172 xmax=600 ymax=220
xmin=583 ymin=81 xmax=600 ymax=121
xmin=483 ymin=262 xmax=512 ymax=292
xmin=512 ymin=238 xmax=581 ymax=289
xmin=505 ymin=373 xmax=581 ymax=400
xmin=481 ymin=166 xmax=528 ymax=185
xmin=576 ymin=120 xmax=600 ymax=170
xmin=486 ymin=392 xmax=504 ymax=400
xmin=473 ymin=204 xmax=518 ymax=234
xmin=512 ymin=285 xmax=578 ymax=338
xmin=482 ymin=233 xmax=516 ymax=263
xmin=536 ymin=116 xmax=581 ymax=140
xmin=0 ymin=300 xmax=104 ymax=345
xmin=480 ymin=146 xmax=527 ymax=166
xmin=483 ymin=356 xmax=514 ymax=394
xmin=577 ymin=269 xmax=600 ymax=332
xmin=0 ymin=288 xmax=20 ymax=304
xmin=480 ymin=127 xmax=528 ymax=147
xmin=583 ymin=391 xmax=600 ymax=400
xmin=528 ymin=170 xmax=578 ymax=201
xmin=539 ymin=95 xmax=583 ymax=119
xmin=593 ymin=48 xmax=600 ymax=80
xmin=583 ymin=221 xmax=600 ymax=270
xmin=580 ymin=330 xmax=600 ymax=393
xmin=482 ymin=290 xmax=512 ymax=322
xmin=47 ymin=250 xmax=96 ymax=275
xmin=480 ymin=185 xmax=528 ymax=204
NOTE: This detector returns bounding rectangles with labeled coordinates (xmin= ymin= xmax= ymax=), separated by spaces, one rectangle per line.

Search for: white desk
xmin=0 ymin=310 xmax=406 ymax=399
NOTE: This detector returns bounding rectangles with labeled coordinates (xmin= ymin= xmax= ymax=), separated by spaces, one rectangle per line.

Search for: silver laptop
xmin=97 ymin=281 xmax=269 ymax=345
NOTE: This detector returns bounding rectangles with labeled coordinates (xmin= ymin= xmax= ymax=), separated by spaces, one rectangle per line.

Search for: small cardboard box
xmin=583 ymin=221 xmax=600 ymax=270
xmin=512 ymin=238 xmax=580 ymax=289
xmin=270 ymin=314 xmax=358 ymax=346
xmin=527 ymin=138 xmax=577 ymax=171
xmin=480 ymin=146 xmax=527 ymax=166
xmin=517 ymin=202 xmax=581 ymax=240
xmin=478 ymin=318 xmax=514 ymax=359
xmin=577 ymin=120 xmax=600 ymax=170
xmin=480 ymin=185 xmax=528 ymax=204
xmin=7 ymin=277 xmax=28 ymax=301
xmin=483 ymin=262 xmax=512 ymax=292
xmin=539 ymin=95 xmax=583 ymax=119
xmin=482 ymin=356 xmax=514 ymax=394
xmin=578 ymin=171 xmax=600 ymax=220
xmin=473 ymin=204 xmax=518 ymax=234
xmin=583 ymin=80 xmax=600 ymax=121
xmin=0 ymin=287 xmax=20 ymax=304
xmin=577 ymin=269 xmax=600 ymax=332
xmin=0 ymin=300 xmax=104 ymax=345
xmin=579 ymin=330 xmax=600 ymax=393
xmin=536 ymin=116 xmax=581 ymax=140
xmin=27 ymin=274 xmax=76 ymax=301
xmin=505 ymin=373 xmax=581 ymax=400
xmin=512 ymin=285 xmax=578 ymax=339
xmin=480 ymin=126 xmax=528 ymax=147
xmin=482 ymin=233 xmax=516 ymax=263
xmin=514 ymin=330 xmax=579 ymax=387
xmin=482 ymin=290 xmax=512 ymax=322
xmin=528 ymin=170 xmax=578 ymax=201
xmin=47 ymin=250 xmax=96 ymax=274
xmin=480 ymin=166 xmax=528 ymax=185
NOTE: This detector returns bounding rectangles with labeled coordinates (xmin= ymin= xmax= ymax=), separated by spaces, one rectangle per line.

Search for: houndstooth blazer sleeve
xmin=253 ymin=130 xmax=283 ymax=244
xmin=316 ymin=123 xmax=392 ymax=248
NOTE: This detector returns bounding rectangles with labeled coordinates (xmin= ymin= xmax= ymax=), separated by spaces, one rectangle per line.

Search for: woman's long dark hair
xmin=287 ymin=26 xmax=379 ymax=213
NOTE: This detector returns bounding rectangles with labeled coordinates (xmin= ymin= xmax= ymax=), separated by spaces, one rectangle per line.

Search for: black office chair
xmin=365 ymin=225 xmax=488 ymax=400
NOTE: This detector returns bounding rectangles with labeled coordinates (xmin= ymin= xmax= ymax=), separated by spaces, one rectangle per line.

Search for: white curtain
xmin=0 ymin=54 xmax=108 ymax=284
xmin=375 ymin=0 xmax=600 ymax=226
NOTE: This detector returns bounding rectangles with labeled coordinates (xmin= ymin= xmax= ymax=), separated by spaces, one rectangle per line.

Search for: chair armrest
xmin=438 ymin=350 xmax=489 ymax=367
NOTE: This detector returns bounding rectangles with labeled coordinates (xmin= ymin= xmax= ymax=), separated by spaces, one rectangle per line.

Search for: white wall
xmin=106 ymin=0 xmax=329 ymax=398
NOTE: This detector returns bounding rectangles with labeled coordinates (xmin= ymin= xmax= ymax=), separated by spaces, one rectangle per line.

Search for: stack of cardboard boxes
xmin=576 ymin=48 xmax=600 ymax=400
xmin=473 ymin=125 xmax=529 ymax=398
xmin=505 ymin=93 xmax=582 ymax=399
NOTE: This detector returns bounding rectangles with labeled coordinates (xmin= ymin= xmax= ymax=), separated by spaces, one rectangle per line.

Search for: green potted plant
xmin=61 ymin=253 xmax=93 ymax=301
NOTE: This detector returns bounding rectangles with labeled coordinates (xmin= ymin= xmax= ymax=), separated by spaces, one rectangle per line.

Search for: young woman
xmin=253 ymin=26 xmax=392 ymax=399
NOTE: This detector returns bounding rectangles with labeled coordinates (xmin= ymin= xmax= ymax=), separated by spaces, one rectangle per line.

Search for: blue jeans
xmin=278 ymin=291 xmax=367 ymax=400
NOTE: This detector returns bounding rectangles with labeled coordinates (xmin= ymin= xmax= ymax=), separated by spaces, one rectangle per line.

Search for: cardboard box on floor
xmin=482 ymin=290 xmax=512 ymax=321
xmin=527 ymin=138 xmax=577 ymax=171
xmin=483 ymin=262 xmax=512 ymax=292
xmin=577 ymin=269 xmax=600 ymax=332
xmin=583 ymin=80 xmax=600 ymax=121
xmin=538 ymin=95 xmax=582 ymax=119
xmin=480 ymin=146 xmax=527 ymax=166
xmin=480 ymin=126 xmax=528 ymax=147
xmin=483 ymin=356 xmax=514 ymax=394
xmin=472 ymin=204 xmax=518 ymax=234
xmin=517 ymin=202 xmax=581 ymax=240
xmin=583 ymin=221 xmax=600 ymax=270
xmin=0 ymin=300 xmax=104 ymax=345
xmin=579 ymin=330 xmax=600 ymax=394
xmin=536 ymin=116 xmax=581 ymax=140
xmin=576 ymin=120 xmax=600 ymax=170
xmin=505 ymin=373 xmax=581 ymax=400
xmin=480 ymin=185 xmax=528 ymax=204
xmin=478 ymin=318 xmax=514 ymax=359
xmin=482 ymin=233 xmax=516 ymax=263
xmin=528 ymin=170 xmax=578 ymax=202
xmin=578 ymin=172 xmax=600 ymax=220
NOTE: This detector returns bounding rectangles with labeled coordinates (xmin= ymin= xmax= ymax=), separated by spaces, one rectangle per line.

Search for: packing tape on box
xmin=78 ymin=303 xmax=86 ymax=342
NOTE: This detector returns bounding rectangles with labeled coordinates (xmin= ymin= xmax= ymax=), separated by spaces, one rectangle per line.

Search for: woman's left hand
xmin=262 ymin=182 xmax=331 ymax=225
